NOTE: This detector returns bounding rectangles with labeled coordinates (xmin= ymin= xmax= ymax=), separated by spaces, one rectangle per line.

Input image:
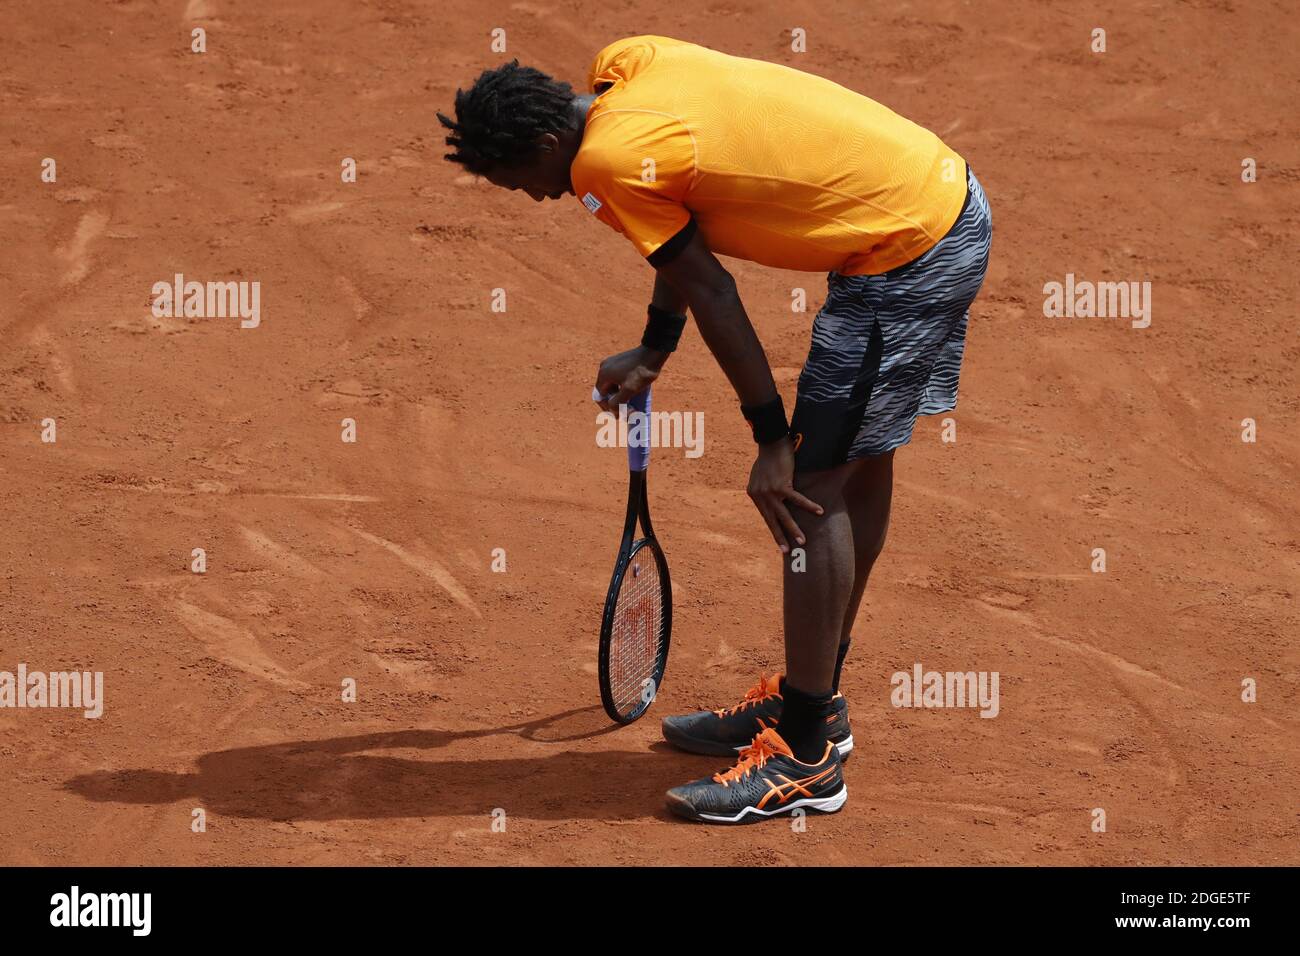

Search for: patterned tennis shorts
xmin=791 ymin=167 xmax=992 ymax=471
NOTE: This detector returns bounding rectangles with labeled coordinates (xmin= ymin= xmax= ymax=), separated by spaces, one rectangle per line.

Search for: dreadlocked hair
xmin=437 ymin=61 xmax=577 ymax=174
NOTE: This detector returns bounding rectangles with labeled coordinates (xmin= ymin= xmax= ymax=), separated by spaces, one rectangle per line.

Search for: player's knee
xmin=794 ymin=460 xmax=861 ymax=499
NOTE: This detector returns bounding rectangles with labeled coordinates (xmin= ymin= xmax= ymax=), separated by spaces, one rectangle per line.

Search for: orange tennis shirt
xmin=570 ymin=36 xmax=968 ymax=276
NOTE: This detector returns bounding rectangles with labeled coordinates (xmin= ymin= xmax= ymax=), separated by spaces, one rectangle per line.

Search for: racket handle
xmin=626 ymin=387 xmax=651 ymax=472
xmin=593 ymin=386 xmax=653 ymax=472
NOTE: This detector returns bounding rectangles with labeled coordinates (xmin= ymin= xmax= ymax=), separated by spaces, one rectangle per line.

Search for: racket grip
xmin=626 ymin=387 xmax=651 ymax=472
xmin=593 ymin=386 xmax=653 ymax=472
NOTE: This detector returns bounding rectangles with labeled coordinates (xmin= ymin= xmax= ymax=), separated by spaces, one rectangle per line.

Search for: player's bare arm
xmin=649 ymin=229 xmax=823 ymax=551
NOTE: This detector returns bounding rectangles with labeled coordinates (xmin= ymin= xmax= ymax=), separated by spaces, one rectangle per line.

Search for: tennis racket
xmin=593 ymin=385 xmax=673 ymax=724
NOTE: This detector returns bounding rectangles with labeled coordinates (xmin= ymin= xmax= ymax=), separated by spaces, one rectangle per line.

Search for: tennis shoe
xmin=666 ymin=727 xmax=847 ymax=823
xmin=661 ymin=672 xmax=853 ymax=758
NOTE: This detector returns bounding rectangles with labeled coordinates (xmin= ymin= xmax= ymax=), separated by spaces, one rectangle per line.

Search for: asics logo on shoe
xmin=758 ymin=766 xmax=839 ymax=809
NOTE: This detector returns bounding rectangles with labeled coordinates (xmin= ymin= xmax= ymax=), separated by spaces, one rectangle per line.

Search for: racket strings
xmin=610 ymin=547 xmax=665 ymax=715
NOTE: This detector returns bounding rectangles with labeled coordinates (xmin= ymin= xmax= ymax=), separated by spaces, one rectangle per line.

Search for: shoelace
xmin=713 ymin=672 xmax=780 ymax=717
xmin=713 ymin=732 xmax=781 ymax=786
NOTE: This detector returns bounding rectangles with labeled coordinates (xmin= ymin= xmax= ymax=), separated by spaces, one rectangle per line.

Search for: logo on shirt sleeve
xmin=581 ymin=192 xmax=603 ymax=214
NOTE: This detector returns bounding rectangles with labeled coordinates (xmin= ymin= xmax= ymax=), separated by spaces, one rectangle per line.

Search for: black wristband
xmin=741 ymin=395 xmax=790 ymax=445
xmin=641 ymin=304 xmax=688 ymax=353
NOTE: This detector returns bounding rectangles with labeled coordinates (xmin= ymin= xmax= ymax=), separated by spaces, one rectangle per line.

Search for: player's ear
xmin=536 ymin=131 xmax=559 ymax=153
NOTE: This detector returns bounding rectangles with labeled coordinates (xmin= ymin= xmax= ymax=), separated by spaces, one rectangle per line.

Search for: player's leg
xmin=768 ymin=440 xmax=893 ymax=770
xmin=841 ymin=450 xmax=894 ymax=640
xmin=773 ymin=459 xmax=864 ymax=762
xmin=780 ymin=460 xmax=861 ymax=692
xmin=663 ymin=462 xmax=858 ymax=824
xmin=831 ymin=448 xmax=895 ymax=687
xmin=659 ymin=460 xmax=865 ymax=761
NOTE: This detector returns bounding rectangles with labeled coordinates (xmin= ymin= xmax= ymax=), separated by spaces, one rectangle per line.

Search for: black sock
xmin=774 ymin=683 xmax=834 ymax=763
xmin=832 ymin=639 xmax=851 ymax=694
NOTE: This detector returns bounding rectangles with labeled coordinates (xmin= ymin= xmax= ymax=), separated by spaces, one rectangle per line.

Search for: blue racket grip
xmin=593 ymin=386 xmax=652 ymax=472
xmin=626 ymin=387 xmax=651 ymax=472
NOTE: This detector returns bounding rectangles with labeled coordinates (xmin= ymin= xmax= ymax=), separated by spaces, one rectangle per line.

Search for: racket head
xmin=598 ymin=536 xmax=672 ymax=724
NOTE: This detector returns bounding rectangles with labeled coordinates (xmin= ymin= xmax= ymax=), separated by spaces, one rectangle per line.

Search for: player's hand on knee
xmin=747 ymin=438 xmax=823 ymax=553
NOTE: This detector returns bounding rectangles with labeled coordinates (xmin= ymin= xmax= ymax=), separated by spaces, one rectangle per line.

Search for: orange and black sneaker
xmin=661 ymin=673 xmax=853 ymax=758
xmin=666 ymin=727 xmax=847 ymax=824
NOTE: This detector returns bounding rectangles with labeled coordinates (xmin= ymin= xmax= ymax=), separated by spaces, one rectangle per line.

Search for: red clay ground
xmin=1 ymin=0 xmax=1297 ymax=865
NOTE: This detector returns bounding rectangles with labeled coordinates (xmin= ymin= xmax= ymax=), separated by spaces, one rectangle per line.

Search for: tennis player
xmin=438 ymin=36 xmax=991 ymax=824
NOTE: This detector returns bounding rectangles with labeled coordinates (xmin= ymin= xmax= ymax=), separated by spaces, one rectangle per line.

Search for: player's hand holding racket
xmin=594 ymin=345 xmax=667 ymax=412
xmin=592 ymin=383 xmax=672 ymax=724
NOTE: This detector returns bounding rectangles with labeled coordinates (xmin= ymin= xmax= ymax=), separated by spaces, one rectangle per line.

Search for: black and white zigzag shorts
xmin=790 ymin=167 xmax=991 ymax=472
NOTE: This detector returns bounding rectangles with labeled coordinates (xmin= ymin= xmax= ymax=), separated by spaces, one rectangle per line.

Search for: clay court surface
xmin=2 ymin=0 xmax=1297 ymax=866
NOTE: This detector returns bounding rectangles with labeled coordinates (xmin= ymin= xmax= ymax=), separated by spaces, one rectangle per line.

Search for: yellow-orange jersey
xmin=570 ymin=36 xmax=968 ymax=276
